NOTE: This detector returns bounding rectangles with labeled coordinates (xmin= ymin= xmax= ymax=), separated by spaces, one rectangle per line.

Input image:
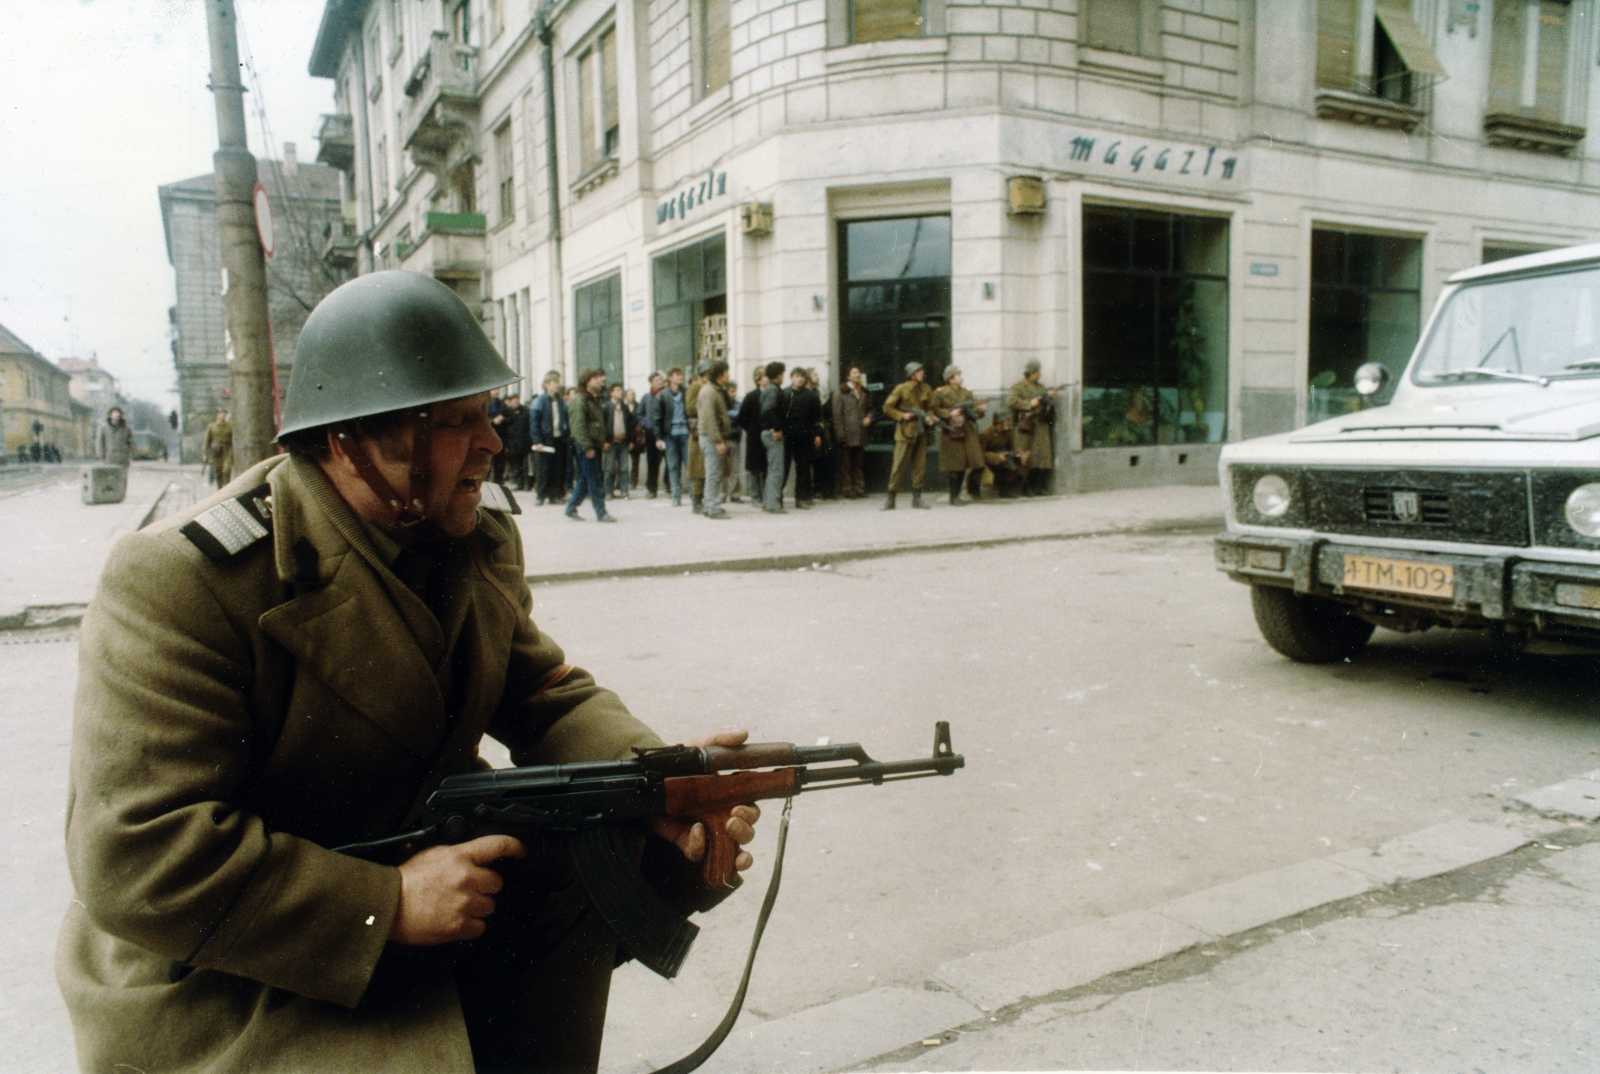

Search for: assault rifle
xmin=339 ymin=724 xmax=964 ymax=1074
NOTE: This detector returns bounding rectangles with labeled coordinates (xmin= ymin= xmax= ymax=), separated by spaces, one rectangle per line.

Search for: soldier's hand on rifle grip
xmin=390 ymin=834 xmax=526 ymax=946
xmin=648 ymin=729 xmax=763 ymax=885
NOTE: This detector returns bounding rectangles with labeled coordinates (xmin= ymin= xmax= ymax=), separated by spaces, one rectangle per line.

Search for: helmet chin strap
xmin=337 ymin=409 xmax=435 ymax=530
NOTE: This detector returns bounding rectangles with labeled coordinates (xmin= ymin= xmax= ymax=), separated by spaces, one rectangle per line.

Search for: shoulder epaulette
xmin=181 ymin=484 xmax=274 ymax=563
xmin=478 ymin=481 xmax=521 ymax=515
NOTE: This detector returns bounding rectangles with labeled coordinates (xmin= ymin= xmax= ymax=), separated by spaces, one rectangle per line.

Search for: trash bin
xmin=82 ymin=464 xmax=128 ymax=505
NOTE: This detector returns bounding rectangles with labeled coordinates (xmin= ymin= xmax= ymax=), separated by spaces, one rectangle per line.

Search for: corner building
xmin=309 ymin=0 xmax=1600 ymax=491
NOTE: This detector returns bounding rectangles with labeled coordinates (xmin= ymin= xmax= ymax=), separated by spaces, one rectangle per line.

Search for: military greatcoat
xmin=931 ymin=385 xmax=985 ymax=473
xmin=1007 ymin=378 xmax=1055 ymax=470
xmin=58 ymin=454 xmax=662 ymax=1073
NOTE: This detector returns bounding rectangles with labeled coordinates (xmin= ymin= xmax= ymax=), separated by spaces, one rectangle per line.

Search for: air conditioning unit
xmin=1007 ymin=175 xmax=1047 ymax=216
xmin=739 ymin=202 xmax=773 ymax=236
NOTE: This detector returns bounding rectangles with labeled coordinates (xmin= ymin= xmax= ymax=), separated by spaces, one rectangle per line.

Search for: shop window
xmin=695 ymin=0 xmax=731 ymax=99
xmin=494 ymin=120 xmax=515 ymax=223
xmin=1316 ymin=1 xmax=1444 ymax=122
xmin=575 ymin=21 xmax=621 ymax=175
xmin=1081 ymin=207 xmax=1229 ymax=448
xmin=575 ymin=274 xmax=625 ymax=387
xmin=839 ymin=215 xmax=951 ymax=462
xmin=652 ymin=232 xmax=727 ymax=372
xmin=1307 ymin=228 xmax=1421 ymax=422
xmin=1486 ymin=0 xmax=1585 ymax=151
xmin=1083 ymin=0 xmax=1161 ymax=58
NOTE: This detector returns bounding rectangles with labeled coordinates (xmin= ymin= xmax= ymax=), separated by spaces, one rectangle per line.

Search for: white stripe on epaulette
xmin=196 ymin=497 xmax=270 ymax=555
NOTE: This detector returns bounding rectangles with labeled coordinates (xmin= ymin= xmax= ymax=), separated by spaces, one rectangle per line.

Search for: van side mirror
xmin=1354 ymin=363 xmax=1391 ymax=398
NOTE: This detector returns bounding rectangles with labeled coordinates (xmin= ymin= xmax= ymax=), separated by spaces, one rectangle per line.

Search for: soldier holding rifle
xmin=1008 ymin=358 xmax=1058 ymax=497
xmin=931 ymin=365 xmax=986 ymax=506
xmin=57 ymin=272 xmax=761 ymax=1074
xmin=881 ymin=360 xmax=939 ymax=510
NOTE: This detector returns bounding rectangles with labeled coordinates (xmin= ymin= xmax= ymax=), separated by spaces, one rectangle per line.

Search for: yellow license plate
xmin=1342 ymin=555 xmax=1454 ymax=599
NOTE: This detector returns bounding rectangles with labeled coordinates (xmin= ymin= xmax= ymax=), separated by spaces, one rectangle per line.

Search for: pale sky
xmin=1 ymin=0 xmax=337 ymax=409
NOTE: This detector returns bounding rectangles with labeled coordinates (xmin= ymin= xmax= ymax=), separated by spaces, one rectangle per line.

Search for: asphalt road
xmin=5 ymin=533 xmax=1598 ymax=1073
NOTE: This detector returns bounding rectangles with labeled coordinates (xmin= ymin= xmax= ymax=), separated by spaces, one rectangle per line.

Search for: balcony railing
xmin=399 ymin=211 xmax=487 ymax=279
xmin=402 ymin=32 xmax=480 ymax=180
xmin=320 ymin=216 xmax=360 ymax=269
xmin=315 ymin=112 xmax=354 ymax=172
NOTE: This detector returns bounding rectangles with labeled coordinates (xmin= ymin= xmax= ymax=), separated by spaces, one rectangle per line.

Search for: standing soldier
xmin=202 ymin=409 xmax=233 ymax=488
xmin=1008 ymin=359 xmax=1056 ymax=497
xmin=684 ymin=363 xmax=708 ymax=514
xmin=880 ymin=361 xmax=937 ymax=510
xmin=932 ymin=366 xmax=986 ymax=506
xmin=831 ymin=365 xmax=871 ymax=499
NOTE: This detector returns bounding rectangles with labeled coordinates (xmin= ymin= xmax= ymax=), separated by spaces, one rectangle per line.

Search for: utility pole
xmin=204 ymin=0 xmax=275 ymax=472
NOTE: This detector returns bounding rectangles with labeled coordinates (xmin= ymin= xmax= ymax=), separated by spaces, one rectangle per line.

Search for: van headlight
xmin=1252 ymin=474 xmax=1292 ymax=518
xmin=1565 ymin=484 xmax=1600 ymax=537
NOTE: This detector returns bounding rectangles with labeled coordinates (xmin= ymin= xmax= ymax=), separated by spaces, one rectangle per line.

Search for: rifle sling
xmin=649 ymin=797 xmax=793 ymax=1074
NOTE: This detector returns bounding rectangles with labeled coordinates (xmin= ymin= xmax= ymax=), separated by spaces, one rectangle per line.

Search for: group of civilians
xmin=484 ymin=359 xmax=1058 ymax=521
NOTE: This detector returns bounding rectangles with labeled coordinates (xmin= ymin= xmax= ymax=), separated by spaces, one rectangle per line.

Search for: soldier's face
xmin=354 ymin=391 xmax=501 ymax=537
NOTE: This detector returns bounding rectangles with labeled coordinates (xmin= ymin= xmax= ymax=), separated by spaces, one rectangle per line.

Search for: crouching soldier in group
xmin=980 ymin=415 xmax=1025 ymax=499
xmin=56 ymin=270 xmax=761 ymax=1074
xmin=881 ymin=361 xmax=938 ymax=510
xmin=1008 ymin=358 xmax=1056 ymax=496
xmin=931 ymin=366 xmax=986 ymax=507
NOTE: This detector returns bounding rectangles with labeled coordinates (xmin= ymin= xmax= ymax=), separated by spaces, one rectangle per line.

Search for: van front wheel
xmin=1249 ymin=586 xmax=1376 ymax=663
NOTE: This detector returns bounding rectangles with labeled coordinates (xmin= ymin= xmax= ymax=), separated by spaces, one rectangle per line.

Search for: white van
xmin=1216 ymin=242 xmax=1600 ymax=660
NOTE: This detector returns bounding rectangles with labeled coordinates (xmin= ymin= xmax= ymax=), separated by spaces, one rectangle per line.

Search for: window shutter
xmin=852 ymin=0 xmax=923 ymax=44
xmin=601 ymin=28 xmax=619 ymax=154
xmin=1316 ymin=0 xmax=1358 ymax=91
xmin=1533 ymin=0 xmax=1570 ymax=122
xmin=1085 ymin=0 xmax=1141 ymax=54
xmin=704 ymin=0 xmax=731 ymax=95
xmin=1487 ymin=0 xmax=1525 ymax=113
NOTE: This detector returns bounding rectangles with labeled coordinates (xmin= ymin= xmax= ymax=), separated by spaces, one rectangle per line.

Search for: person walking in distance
xmin=697 ymin=361 xmax=734 ymax=520
xmin=1008 ymin=358 xmax=1056 ymax=496
xmin=881 ymin=362 xmax=937 ymax=510
xmin=529 ymin=372 xmax=570 ymax=505
xmin=932 ymin=366 xmax=986 ymax=506
xmin=201 ymin=409 xmax=233 ymax=488
xmin=832 ymin=365 xmax=871 ymax=498
xmin=98 ymin=407 xmax=134 ymax=470
xmin=757 ymin=361 xmax=788 ymax=513
xmin=565 ymin=370 xmax=615 ymax=522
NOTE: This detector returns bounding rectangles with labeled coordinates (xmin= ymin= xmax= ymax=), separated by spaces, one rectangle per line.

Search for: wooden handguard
xmin=664 ymin=769 xmax=800 ymax=889
xmin=700 ymin=742 xmax=803 ymax=770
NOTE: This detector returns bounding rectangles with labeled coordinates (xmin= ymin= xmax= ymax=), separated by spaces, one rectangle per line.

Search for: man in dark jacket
xmin=736 ymin=368 xmax=768 ymax=502
xmin=600 ymin=384 xmax=637 ymax=499
xmin=529 ymin=373 xmax=570 ymax=505
xmin=495 ymin=393 xmax=531 ymax=490
xmin=566 ymin=370 xmax=614 ymax=522
xmin=639 ymin=372 xmax=666 ymax=497
xmin=832 ymin=365 xmax=872 ymax=498
xmin=782 ymin=367 xmax=822 ymax=509
xmin=757 ymin=361 xmax=788 ymax=513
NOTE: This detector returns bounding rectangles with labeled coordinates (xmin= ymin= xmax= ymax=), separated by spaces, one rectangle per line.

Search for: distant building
xmin=0 ymin=323 xmax=83 ymax=458
xmin=158 ymin=145 xmax=348 ymax=461
xmin=57 ymin=356 xmax=125 ymax=424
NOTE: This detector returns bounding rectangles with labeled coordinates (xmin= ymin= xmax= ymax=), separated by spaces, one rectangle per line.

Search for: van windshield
xmin=1413 ymin=264 xmax=1600 ymax=384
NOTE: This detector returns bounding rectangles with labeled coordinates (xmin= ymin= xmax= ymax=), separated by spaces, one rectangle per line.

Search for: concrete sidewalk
xmin=0 ymin=469 xmax=1223 ymax=628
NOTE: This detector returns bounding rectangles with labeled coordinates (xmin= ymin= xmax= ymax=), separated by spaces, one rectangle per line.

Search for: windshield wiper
xmin=1433 ymin=367 xmax=1551 ymax=387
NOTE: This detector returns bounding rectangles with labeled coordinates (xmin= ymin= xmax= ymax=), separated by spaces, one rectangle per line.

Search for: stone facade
xmin=158 ymin=150 xmax=346 ymax=462
xmin=309 ymin=0 xmax=1600 ymax=491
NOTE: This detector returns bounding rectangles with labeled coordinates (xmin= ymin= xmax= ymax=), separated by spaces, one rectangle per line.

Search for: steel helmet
xmin=904 ymin=361 xmax=924 ymax=378
xmin=278 ymin=271 xmax=518 ymax=439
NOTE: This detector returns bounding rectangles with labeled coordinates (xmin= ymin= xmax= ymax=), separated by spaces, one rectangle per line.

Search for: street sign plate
xmin=253 ymin=181 xmax=274 ymax=259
